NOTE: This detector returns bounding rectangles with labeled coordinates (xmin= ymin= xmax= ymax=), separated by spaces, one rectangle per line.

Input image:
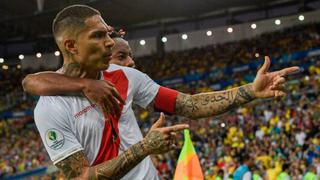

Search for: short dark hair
xmin=52 ymin=4 xmax=100 ymax=41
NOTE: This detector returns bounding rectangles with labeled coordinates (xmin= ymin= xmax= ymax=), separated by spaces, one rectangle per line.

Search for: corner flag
xmin=174 ymin=129 xmax=203 ymax=180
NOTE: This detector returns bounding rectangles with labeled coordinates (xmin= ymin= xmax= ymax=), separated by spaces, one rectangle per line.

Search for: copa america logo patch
xmin=45 ymin=129 xmax=65 ymax=150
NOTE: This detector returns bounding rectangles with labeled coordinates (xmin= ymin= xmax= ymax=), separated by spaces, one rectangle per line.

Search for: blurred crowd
xmin=136 ymin=23 xmax=320 ymax=80
xmin=0 ymin=22 xmax=320 ymax=179
xmin=0 ymin=116 xmax=49 ymax=178
xmin=0 ymin=69 xmax=36 ymax=112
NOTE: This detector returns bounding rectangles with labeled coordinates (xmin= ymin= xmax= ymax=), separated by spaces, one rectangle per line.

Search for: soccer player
xmin=29 ymin=5 xmax=188 ymax=180
xmin=23 ymin=4 xmax=299 ymax=180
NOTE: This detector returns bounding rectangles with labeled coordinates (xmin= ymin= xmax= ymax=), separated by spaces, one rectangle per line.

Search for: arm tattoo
xmin=175 ymin=84 xmax=255 ymax=119
xmin=55 ymin=141 xmax=152 ymax=180
xmin=55 ymin=132 xmax=165 ymax=179
xmin=94 ymin=141 xmax=150 ymax=180
xmin=229 ymin=85 xmax=255 ymax=109
xmin=55 ymin=150 xmax=90 ymax=179
xmin=93 ymin=131 xmax=166 ymax=179
xmin=143 ymin=130 xmax=168 ymax=154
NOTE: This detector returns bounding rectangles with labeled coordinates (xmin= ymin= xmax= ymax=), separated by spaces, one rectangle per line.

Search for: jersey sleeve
xmin=131 ymin=70 xmax=160 ymax=108
xmin=128 ymin=68 xmax=179 ymax=113
xmin=34 ymin=97 xmax=84 ymax=165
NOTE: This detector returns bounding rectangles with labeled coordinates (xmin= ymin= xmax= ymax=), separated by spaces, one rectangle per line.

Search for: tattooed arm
xmin=175 ymin=84 xmax=255 ymax=119
xmin=56 ymin=141 xmax=150 ymax=180
xmin=56 ymin=114 xmax=188 ymax=180
xmin=174 ymin=56 xmax=300 ymax=119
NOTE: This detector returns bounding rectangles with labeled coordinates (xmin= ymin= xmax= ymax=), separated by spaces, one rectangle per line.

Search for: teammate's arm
xmin=22 ymin=62 xmax=89 ymax=95
xmin=173 ymin=56 xmax=299 ymax=119
xmin=22 ymin=62 xmax=125 ymax=116
xmin=56 ymin=113 xmax=188 ymax=179
xmin=23 ymin=71 xmax=88 ymax=95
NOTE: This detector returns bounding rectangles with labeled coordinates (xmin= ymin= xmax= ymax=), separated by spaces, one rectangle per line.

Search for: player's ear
xmin=64 ymin=39 xmax=78 ymax=55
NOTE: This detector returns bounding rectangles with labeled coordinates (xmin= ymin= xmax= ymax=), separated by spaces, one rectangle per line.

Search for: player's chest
xmin=69 ymin=100 xmax=105 ymax=130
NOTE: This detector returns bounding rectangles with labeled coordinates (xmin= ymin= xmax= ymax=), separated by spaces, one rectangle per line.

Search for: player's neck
xmin=62 ymin=62 xmax=100 ymax=80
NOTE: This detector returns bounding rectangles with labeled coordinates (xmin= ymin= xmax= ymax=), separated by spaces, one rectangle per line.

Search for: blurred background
xmin=1 ymin=0 xmax=320 ymax=179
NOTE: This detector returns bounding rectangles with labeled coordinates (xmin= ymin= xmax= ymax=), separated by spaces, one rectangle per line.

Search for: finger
xmin=170 ymin=137 xmax=179 ymax=150
xmin=170 ymin=143 xmax=177 ymax=150
xmin=162 ymin=124 xmax=189 ymax=133
xmin=257 ymin=56 xmax=270 ymax=75
xmin=169 ymin=134 xmax=178 ymax=145
xmin=165 ymin=137 xmax=173 ymax=146
xmin=275 ymin=90 xmax=286 ymax=97
xmin=150 ymin=112 xmax=165 ymax=130
xmin=280 ymin=91 xmax=287 ymax=97
xmin=271 ymin=84 xmax=285 ymax=91
xmin=104 ymin=98 xmax=115 ymax=116
xmin=161 ymin=133 xmax=170 ymax=140
xmin=271 ymin=77 xmax=285 ymax=88
xmin=111 ymin=88 xmax=126 ymax=105
xmin=161 ymin=139 xmax=170 ymax=147
xmin=167 ymin=134 xmax=176 ymax=142
xmin=274 ymin=77 xmax=285 ymax=85
xmin=274 ymin=90 xmax=283 ymax=97
xmin=100 ymin=103 xmax=110 ymax=118
xmin=105 ymin=80 xmax=115 ymax=87
xmin=109 ymin=96 xmax=122 ymax=116
xmin=276 ymin=66 xmax=300 ymax=77
xmin=170 ymin=132 xmax=177 ymax=137
xmin=168 ymin=133 xmax=178 ymax=144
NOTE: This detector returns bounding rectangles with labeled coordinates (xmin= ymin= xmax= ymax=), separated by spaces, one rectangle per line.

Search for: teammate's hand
xmin=252 ymin=56 xmax=300 ymax=98
xmin=142 ymin=113 xmax=189 ymax=154
xmin=82 ymin=79 xmax=125 ymax=117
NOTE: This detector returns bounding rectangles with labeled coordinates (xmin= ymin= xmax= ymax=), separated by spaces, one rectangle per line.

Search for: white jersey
xmin=34 ymin=64 xmax=165 ymax=180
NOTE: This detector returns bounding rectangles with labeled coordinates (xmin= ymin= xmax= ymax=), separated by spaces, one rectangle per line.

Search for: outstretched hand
xmin=143 ymin=113 xmax=189 ymax=154
xmin=252 ymin=56 xmax=300 ymax=98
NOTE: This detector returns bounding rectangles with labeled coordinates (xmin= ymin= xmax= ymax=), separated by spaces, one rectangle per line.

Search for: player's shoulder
xmin=106 ymin=64 xmax=143 ymax=76
xmin=34 ymin=96 xmax=71 ymax=115
xmin=36 ymin=95 xmax=68 ymax=104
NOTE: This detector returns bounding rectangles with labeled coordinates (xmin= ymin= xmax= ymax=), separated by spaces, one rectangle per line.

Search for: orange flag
xmin=174 ymin=129 xmax=203 ymax=180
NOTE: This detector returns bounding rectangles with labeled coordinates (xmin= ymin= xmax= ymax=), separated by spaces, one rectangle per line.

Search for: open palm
xmin=253 ymin=56 xmax=299 ymax=98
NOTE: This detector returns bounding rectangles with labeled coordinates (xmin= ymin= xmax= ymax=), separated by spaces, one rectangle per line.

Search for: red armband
xmin=154 ymin=86 xmax=178 ymax=114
